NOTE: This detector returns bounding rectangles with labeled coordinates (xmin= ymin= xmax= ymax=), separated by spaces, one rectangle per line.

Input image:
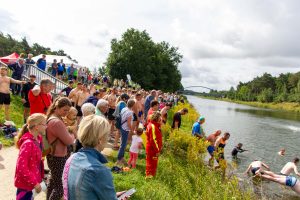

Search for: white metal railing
xmin=0 ymin=61 xmax=68 ymax=94
xmin=24 ymin=64 xmax=68 ymax=94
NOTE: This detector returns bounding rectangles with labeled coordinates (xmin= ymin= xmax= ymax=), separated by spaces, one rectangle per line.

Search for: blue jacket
xmin=84 ymin=96 xmax=98 ymax=106
xmin=67 ymin=148 xmax=117 ymax=200
xmin=192 ymin=122 xmax=202 ymax=136
xmin=8 ymin=62 xmax=24 ymax=78
xmin=37 ymin=58 xmax=46 ymax=71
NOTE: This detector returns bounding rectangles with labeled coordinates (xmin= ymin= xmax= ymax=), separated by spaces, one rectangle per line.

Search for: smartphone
xmin=117 ymin=188 xmax=136 ymax=200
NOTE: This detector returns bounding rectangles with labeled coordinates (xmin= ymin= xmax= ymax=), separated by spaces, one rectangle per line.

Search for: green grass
xmin=108 ymin=103 xmax=254 ymax=200
xmin=0 ymin=94 xmax=24 ymax=146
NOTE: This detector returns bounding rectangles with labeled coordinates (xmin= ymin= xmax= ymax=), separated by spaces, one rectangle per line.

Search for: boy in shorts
xmin=0 ymin=67 xmax=26 ymax=120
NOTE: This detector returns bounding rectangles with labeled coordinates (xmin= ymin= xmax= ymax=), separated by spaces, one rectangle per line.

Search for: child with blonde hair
xmin=128 ymin=128 xmax=144 ymax=168
xmin=14 ymin=113 xmax=47 ymax=200
xmin=63 ymin=107 xmax=78 ymax=155
xmin=63 ymin=107 xmax=78 ymax=137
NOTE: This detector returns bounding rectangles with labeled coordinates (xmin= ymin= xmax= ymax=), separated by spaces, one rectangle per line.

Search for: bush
xmin=257 ymin=88 xmax=273 ymax=103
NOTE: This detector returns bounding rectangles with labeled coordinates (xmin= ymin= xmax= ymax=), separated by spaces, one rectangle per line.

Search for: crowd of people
xmin=0 ymin=67 xmax=185 ymax=200
xmin=2 ymin=54 xmax=300 ymax=198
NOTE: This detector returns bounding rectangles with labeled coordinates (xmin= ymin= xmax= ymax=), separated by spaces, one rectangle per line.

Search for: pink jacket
xmin=14 ymin=132 xmax=44 ymax=191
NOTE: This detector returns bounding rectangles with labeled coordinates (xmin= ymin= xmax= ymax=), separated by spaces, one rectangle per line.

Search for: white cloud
xmin=0 ymin=0 xmax=300 ymax=91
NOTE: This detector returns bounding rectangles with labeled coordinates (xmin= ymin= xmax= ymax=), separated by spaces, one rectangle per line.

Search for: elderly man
xmin=28 ymin=78 xmax=53 ymax=114
xmin=8 ymin=58 xmax=25 ymax=95
xmin=96 ymin=99 xmax=109 ymax=118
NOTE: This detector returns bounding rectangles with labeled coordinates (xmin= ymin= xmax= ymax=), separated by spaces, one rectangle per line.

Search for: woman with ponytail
xmin=14 ymin=113 xmax=47 ymax=200
xmin=45 ymin=97 xmax=74 ymax=200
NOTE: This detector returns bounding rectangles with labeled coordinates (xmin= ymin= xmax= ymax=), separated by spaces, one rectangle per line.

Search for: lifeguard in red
xmin=146 ymin=119 xmax=162 ymax=177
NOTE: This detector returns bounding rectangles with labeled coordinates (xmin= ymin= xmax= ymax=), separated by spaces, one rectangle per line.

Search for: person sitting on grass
xmin=0 ymin=66 xmax=26 ymax=121
xmin=128 ymin=128 xmax=144 ymax=168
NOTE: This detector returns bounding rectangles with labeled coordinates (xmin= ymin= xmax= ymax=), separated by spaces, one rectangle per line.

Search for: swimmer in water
xmin=278 ymin=148 xmax=286 ymax=156
xmin=231 ymin=143 xmax=247 ymax=159
xmin=258 ymin=170 xmax=300 ymax=195
xmin=244 ymin=160 xmax=270 ymax=176
xmin=280 ymin=157 xmax=300 ymax=177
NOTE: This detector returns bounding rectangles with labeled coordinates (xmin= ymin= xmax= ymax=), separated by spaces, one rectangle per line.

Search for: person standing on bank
xmin=28 ymin=78 xmax=53 ymax=115
xmin=8 ymin=58 xmax=25 ymax=95
xmin=146 ymin=111 xmax=163 ymax=178
xmin=116 ymin=99 xmax=135 ymax=166
xmin=21 ymin=74 xmax=37 ymax=123
xmin=14 ymin=113 xmax=47 ymax=200
xmin=171 ymin=108 xmax=188 ymax=129
xmin=46 ymin=97 xmax=75 ymax=200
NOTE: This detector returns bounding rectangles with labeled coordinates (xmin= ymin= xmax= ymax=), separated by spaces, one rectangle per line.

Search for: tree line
xmin=207 ymin=72 xmax=300 ymax=103
xmin=0 ymin=32 xmax=77 ymax=63
xmin=106 ymin=28 xmax=183 ymax=92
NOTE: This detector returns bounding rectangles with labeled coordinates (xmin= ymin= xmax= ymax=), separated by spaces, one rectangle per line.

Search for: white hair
xmin=81 ymin=103 xmax=96 ymax=117
xmin=96 ymin=99 xmax=108 ymax=109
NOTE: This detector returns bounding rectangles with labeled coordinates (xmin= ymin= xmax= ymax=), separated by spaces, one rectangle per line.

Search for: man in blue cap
xmin=192 ymin=116 xmax=205 ymax=138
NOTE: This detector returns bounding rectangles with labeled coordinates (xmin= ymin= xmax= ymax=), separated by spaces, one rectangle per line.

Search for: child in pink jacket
xmin=14 ymin=113 xmax=47 ymax=200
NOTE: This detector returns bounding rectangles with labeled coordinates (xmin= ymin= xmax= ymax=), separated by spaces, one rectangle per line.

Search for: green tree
xmin=106 ymin=28 xmax=183 ymax=91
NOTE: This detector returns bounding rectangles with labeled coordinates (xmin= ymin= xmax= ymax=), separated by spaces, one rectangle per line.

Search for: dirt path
xmin=0 ymin=147 xmax=46 ymax=200
xmin=0 ymin=144 xmax=114 ymax=200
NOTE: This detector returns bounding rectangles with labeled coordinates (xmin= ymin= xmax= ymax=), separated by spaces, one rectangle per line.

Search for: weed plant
xmin=110 ymin=102 xmax=254 ymax=200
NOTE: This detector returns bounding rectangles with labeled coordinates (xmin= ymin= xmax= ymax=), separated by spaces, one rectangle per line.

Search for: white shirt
xmin=129 ymin=135 xmax=143 ymax=153
xmin=121 ymin=107 xmax=133 ymax=131
xmin=280 ymin=162 xmax=299 ymax=175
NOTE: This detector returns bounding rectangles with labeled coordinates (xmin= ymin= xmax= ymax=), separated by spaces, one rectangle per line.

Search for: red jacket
xmin=28 ymin=90 xmax=52 ymax=115
xmin=146 ymin=121 xmax=163 ymax=155
xmin=14 ymin=132 xmax=44 ymax=190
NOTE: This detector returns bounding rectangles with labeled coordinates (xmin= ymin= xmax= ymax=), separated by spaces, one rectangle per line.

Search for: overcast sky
xmin=1 ymin=0 xmax=300 ymax=91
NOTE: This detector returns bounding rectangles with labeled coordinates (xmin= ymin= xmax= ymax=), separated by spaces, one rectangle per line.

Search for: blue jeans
xmin=117 ymin=128 xmax=129 ymax=160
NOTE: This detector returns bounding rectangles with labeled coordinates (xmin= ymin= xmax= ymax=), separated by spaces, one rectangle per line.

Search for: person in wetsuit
xmin=231 ymin=143 xmax=247 ymax=159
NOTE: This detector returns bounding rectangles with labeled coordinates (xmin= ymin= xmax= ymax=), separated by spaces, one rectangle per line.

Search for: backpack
xmin=42 ymin=116 xmax=59 ymax=157
xmin=115 ymin=113 xmax=127 ymax=130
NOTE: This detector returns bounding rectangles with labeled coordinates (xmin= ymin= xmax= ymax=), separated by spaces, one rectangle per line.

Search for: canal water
xmin=187 ymin=95 xmax=300 ymax=199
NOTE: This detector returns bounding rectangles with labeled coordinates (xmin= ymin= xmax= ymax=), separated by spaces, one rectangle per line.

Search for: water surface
xmin=187 ymin=95 xmax=300 ymax=199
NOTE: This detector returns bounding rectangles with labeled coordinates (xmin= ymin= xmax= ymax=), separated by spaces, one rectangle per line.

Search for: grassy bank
xmin=108 ymin=103 xmax=254 ymax=200
xmin=196 ymin=95 xmax=300 ymax=113
xmin=0 ymin=95 xmax=24 ymax=146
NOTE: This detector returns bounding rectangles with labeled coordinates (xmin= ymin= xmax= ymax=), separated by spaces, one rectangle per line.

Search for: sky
xmin=1 ymin=0 xmax=300 ymax=92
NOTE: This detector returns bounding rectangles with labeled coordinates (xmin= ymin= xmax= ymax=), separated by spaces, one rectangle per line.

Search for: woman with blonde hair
xmin=14 ymin=113 xmax=47 ymax=200
xmin=63 ymin=115 xmax=126 ymax=199
xmin=45 ymin=97 xmax=74 ymax=200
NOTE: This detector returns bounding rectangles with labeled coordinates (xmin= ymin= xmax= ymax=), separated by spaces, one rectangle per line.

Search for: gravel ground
xmin=0 ymin=145 xmax=114 ymax=200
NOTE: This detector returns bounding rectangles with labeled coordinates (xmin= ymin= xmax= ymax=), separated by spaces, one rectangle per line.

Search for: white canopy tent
xmin=32 ymin=54 xmax=83 ymax=69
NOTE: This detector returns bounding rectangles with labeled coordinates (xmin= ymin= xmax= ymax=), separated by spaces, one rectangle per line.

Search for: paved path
xmin=0 ymin=144 xmax=114 ymax=200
